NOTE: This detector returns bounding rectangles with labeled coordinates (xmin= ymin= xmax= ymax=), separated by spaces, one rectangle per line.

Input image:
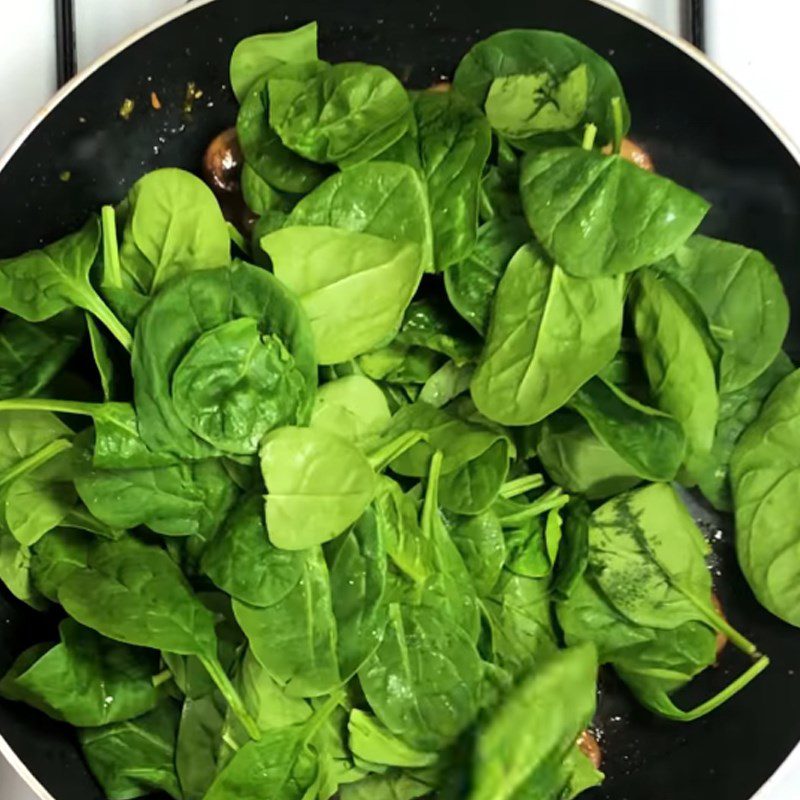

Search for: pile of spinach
xmin=0 ymin=21 xmax=795 ymax=800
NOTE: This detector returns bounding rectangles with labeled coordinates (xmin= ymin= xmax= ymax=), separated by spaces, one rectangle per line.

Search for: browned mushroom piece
xmin=577 ymin=729 xmax=602 ymax=770
xmin=202 ymin=127 xmax=257 ymax=234
xmin=619 ymin=137 xmax=654 ymax=172
xmin=711 ymin=592 xmax=729 ymax=658
xmin=203 ymin=127 xmax=243 ymax=195
xmin=602 ymin=137 xmax=654 ymax=171
xmin=428 ymin=80 xmax=451 ymax=93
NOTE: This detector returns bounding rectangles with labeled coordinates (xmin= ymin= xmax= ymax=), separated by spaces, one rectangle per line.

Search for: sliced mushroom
xmin=711 ymin=592 xmax=729 ymax=658
xmin=428 ymin=80 xmax=451 ymax=93
xmin=619 ymin=137 xmax=654 ymax=172
xmin=603 ymin=137 xmax=654 ymax=171
xmin=202 ymin=127 xmax=243 ymax=195
xmin=577 ymin=729 xmax=602 ymax=770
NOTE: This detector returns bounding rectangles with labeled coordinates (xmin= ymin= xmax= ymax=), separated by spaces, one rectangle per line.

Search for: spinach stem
xmin=227 ymin=222 xmax=249 ymax=255
xmin=80 ymin=291 xmax=133 ymax=353
xmin=421 ymin=450 xmax=445 ymax=538
xmin=199 ymin=655 xmax=261 ymax=742
xmin=367 ymin=430 xmax=426 ymax=473
xmin=500 ymin=474 xmax=545 ymax=499
xmin=301 ymin=691 xmax=345 ymax=743
xmin=0 ymin=398 xmax=103 ymax=417
xmin=151 ymin=669 xmax=173 ymax=688
xmin=499 ymin=487 xmax=569 ymax=525
xmin=710 ymin=324 xmax=734 ymax=342
xmin=611 ymin=97 xmax=624 ymax=155
xmin=582 ymin=123 xmax=598 ymax=151
xmin=0 ymin=439 xmax=72 ymax=487
xmin=696 ymin=600 xmax=759 ymax=656
xmin=645 ymin=655 xmax=770 ymax=721
xmin=101 ymin=205 xmax=122 ymax=289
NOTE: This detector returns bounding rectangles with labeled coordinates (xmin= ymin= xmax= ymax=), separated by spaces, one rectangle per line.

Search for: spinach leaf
xmin=171 ymin=316 xmax=311 ymax=453
xmin=481 ymin=569 xmax=557 ymax=679
xmin=568 ymin=376 xmax=686 ymax=481
xmin=75 ymin=448 xmax=239 ymax=540
xmin=340 ymin=769 xmax=438 ymax=800
xmin=385 ymin=401 xmax=511 ymax=515
xmin=86 ymin=315 xmax=114 ymax=401
xmin=657 ymin=235 xmax=789 ymax=392
xmin=269 ymin=62 xmax=411 ymax=166
xmin=0 ymin=618 xmax=159 ymax=726
xmin=632 ymin=269 xmax=719 ymax=481
xmin=444 ymin=216 xmax=530 ymax=335
xmin=453 ymin=29 xmax=629 ymax=145
xmin=286 ymin=161 xmax=434 ymax=271
xmin=468 ymin=644 xmax=598 ymax=800
xmin=29 ymin=527 xmax=92 ymax=602
xmin=0 ymin=410 xmax=76 ymax=546
xmin=419 ymin=361 xmax=474 ymax=408
xmin=731 ymin=368 xmax=800 ymax=627
xmin=260 ymin=426 xmax=377 ymax=550
xmin=80 ymin=698 xmax=181 ymax=800
xmin=348 ymin=709 xmax=438 ymax=769
xmin=0 ymin=528 xmax=45 ymax=608
xmin=359 ymin=603 xmax=483 ymax=751
xmin=133 ymin=261 xmax=316 ymax=459
xmin=393 ymin=298 xmax=481 ymax=366
xmin=471 ymin=242 xmax=624 ymax=425
xmin=202 ymin=493 xmax=305 ymax=606
xmin=0 ymin=312 xmax=83 ymax=400
xmin=262 ymin=226 xmax=422 ymax=364
xmin=448 ymin=509 xmax=506 ymax=595
xmin=519 ymin=147 xmax=709 ymax=278
xmin=328 ymin=506 xmax=389 ymax=679
xmin=392 ymin=91 xmax=492 ymax=269
xmin=57 ymin=537 xmax=259 ymax=739
xmin=176 ymin=690 xmax=227 ymax=800
xmin=0 ymin=216 xmax=131 ymax=350
xmin=118 ymin=169 xmax=231 ymax=297
xmin=537 ymin=411 xmax=644 ymax=499
xmin=233 ymin=546 xmax=340 ymax=697
xmin=230 ymin=21 xmax=318 ymax=101
xmin=204 ymin=721 xmax=319 ymax=800
xmin=234 ymin=504 xmax=389 ymax=697
xmin=698 ymin=352 xmax=794 ymax=511
xmin=238 ymin=66 xmax=329 ymax=195
xmin=311 ymin=375 xmax=391 ymax=447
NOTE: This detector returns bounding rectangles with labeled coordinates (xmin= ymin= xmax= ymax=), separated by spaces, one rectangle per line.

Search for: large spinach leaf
xmin=631 ymin=269 xmax=719 ymax=482
xmin=444 ymin=216 xmax=530 ymax=335
xmin=80 ymin=698 xmax=182 ymax=800
xmin=262 ymin=226 xmax=422 ymax=364
xmin=519 ymin=148 xmax=709 ymax=278
xmin=731 ymin=368 xmax=800 ymax=627
xmin=0 ymin=216 xmax=131 ymax=350
xmin=471 ymin=242 xmax=623 ymax=425
xmin=468 ymin=644 xmax=598 ymax=800
xmin=117 ymin=169 xmax=231 ymax=295
xmin=230 ymin=21 xmax=318 ymax=101
xmin=0 ymin=618 xmax=159 ymax=726
xmin=269 ymin=62 xmax=411 ymax=166
xmin=453 ymin=29 xmax=629 ymax=145
xmin=698 ymin=352 xmax=794 ymax=511
xmin=133 ymin=261 xmax=316 ymax=459
xmin=657 ymin=235 xmax=789 ymax=392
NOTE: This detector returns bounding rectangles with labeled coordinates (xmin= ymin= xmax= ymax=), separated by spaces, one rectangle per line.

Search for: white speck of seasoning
xmin=377 ymin=18 xmax=384 ymax=24
xmin=105 ymin=695 xmax=114 ymax=705
xmin=609 ymin=48 xmax=616 ymax=56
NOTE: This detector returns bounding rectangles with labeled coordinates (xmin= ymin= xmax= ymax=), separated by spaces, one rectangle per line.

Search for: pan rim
xmin=0 ymin=1 xmax=797 ymax=799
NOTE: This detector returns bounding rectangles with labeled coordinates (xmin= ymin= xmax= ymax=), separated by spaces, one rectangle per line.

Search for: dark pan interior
xmin=1 ymin=1 xmax=799 ymax=798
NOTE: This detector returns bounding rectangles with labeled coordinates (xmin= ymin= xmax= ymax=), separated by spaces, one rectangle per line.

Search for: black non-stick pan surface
xmin=0 ymin=1 xmax=798 ymax=798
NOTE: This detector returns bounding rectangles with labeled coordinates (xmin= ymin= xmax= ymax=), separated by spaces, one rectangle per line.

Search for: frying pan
xmin=0 ymin=1 xmax=799 ymax=798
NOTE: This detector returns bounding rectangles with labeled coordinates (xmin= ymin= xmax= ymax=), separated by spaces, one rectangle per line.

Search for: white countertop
xmin=0 ymin=2 xmax=798 ymax=799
